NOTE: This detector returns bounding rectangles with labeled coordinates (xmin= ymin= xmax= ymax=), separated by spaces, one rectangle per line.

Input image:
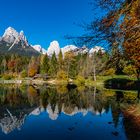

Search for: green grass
xmin=97 ymin=75 xmax=137 ymax=81
xmin=85 ymin=79 xmax=104 ymax=88
xmin=83 ymin=75 xmax=137 ymax=88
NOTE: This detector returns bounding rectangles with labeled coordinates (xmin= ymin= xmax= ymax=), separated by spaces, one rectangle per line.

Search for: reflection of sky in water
xmin=0 ymin=85 xmax=138 ymax=140
xmin=0 ymin=107 xmax=127 ymax=140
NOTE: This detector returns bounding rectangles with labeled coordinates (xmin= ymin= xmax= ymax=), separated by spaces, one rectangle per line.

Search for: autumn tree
xmin=122 ymin=0 xmax=140 ymax=80
xmin=0 ymin=58 xmax=7 ymax=74
xmin=7 ymin=55 xmax=16 ymax=73
xmin=28 ymin=56 xmax=39 ymax=77
xmin=67 ymin=0 xmax=139 ymax=79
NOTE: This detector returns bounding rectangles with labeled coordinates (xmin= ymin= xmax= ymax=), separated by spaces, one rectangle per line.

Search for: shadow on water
xmin=104 ymin=78 xmax=140 ymax=100
xmin=104 ymin=78 xmax=140 ymax=140
xmin=104 ymin=78 xmax=139 ymax=90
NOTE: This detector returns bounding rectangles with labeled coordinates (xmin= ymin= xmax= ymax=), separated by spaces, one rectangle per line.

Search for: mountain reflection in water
xmin=0 ymin=85 xmax=139 ymax=140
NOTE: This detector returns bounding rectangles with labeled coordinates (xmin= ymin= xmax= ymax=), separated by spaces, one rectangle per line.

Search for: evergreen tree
xmin=49 ymin=52 xmax=58 ymax=77
xmin=40 ymin=54 xmax=50 ymax=74
xmin=58 ymin=50 xmax=63 ymax=70
xmin=1 ymin=58 xmax=7 ymax=74
xmin=64 ymin=51 xmax=77 ymax=79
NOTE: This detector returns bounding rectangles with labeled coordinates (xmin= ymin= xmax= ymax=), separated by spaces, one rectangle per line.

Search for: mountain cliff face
xmin=2 ymin=27 xmax=19 ymax=44
xmin=89 ymin=46 xmax=105 ymax=54
xmin=46 ymin=42 xmax=105 ymax=57
xmin=2 ymin=27 xmax=29 ymax=49
xmin=61 ymin=45 xmax=78 ymax=55
xmin=32 ymin=45 xmax=47 ymax=55
xmin=47 ymin=40 xmax=61 ymax=56
xmin=0 ymin=27 xmax=39 ymax=56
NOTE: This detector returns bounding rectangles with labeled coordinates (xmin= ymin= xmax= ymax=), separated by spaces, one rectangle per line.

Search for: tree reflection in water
xmin=0 ymin=85 xmax=139 ymax=139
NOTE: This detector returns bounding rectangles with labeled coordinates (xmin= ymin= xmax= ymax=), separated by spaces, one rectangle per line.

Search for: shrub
xmin=21 ymin=70 xmax=27 ymax=78
xmin=123 ymin=65 xmax=136 ymax=76
xmin=57 ymin=70 xmax=68 ymax=80
xmin=74 ymin=75 xmax=85 ymax=86
xmin=56 ymin=85 xmax=68 ymax=94
xmin=28 ymin=67 xmax=38 ymax=77
xmin=104 ymin=68 xmax=115 ymax=76
xmin=2 ymin=74 xmax=13 ymax=80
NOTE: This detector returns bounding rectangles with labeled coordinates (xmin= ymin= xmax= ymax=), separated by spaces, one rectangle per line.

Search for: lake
xmin=0 ymin=85 xmax=139 ymax=140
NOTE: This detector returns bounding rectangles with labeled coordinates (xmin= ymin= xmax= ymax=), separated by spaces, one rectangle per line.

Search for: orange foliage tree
xmin=28 ymin=56 xmax=39 ymax=77
xmin=7 ymin=60 xmax=16 ymax=72
xmin=67 ymin=0 xmax=139 ymax=79
xmin=122 ymin=0 xmax=140 ymax=80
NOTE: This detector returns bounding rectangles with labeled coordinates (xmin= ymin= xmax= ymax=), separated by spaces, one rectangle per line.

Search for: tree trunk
xmin=136 ymin=68 xmax=140 ymax=99
xmin=93 ymin=87 xmax=96 ymax=102
xmin=137 ymin=90 xmax=140 ymax=99
xmin=136 ymin=68 xmax=140 ymax=81
xmin=93 ymin=65 xmax=96 ymax=81
xmin=92 ymin=54 xmax=96 ymax=81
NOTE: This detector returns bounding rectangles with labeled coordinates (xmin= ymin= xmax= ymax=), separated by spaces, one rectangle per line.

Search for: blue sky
xmin=0 ymin=0 xmax=96 ymax=49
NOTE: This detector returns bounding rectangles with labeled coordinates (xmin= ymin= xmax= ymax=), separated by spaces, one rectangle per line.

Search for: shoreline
xmin=0 ymin=79 xmax=103 ymax=88
xmin=0 ymin=75 xmax=137 ymax=89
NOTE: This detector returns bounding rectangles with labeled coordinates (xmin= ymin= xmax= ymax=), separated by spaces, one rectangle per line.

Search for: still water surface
xmin=0 ymin=85 xmax=139 ymax=140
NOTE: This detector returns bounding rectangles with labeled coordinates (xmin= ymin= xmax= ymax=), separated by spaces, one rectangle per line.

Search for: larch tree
xmin=28 ymin=56 xmax=39 ymax=77
xmin=122 ymin=0 xmax=140 ymax=80
xmin=67 ymin=0 xmax=140 ymax=80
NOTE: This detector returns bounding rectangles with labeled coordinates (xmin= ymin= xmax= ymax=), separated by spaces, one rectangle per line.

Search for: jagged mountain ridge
xmin=31 ymin=45 xmax=47 ymax=55
xmin=46 ymin=41 xmax=105 ymax=57
xmin=0 ymin=27 xmax=105 ymax=56
xmin=0 ymin=27 xmax=39 ymax=56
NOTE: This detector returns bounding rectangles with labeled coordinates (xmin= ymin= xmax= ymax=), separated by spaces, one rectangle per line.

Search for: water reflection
xmin=0 ymin=85 xmax=139 ymax=140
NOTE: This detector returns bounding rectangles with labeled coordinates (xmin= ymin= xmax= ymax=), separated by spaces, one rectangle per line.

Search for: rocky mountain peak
xmin=0 ymin=27 xmax=39 ymax=56
xmin=19 ymin=30 xmax=25 ymax=40
xmin=2 ymin=27 xmax=19 ymax=44
xmin=61 ymin=45 xmax=78 ymax=55
xmin=2 ymin=27 xmax=29 ymax=49
xmin=47 ymin=40 xmax=61 ymax=56
xmin=32 ymin=44 xmax=47 ymax=54
xmin=19 ymin=30 xmax=29 ymax=47
xmin=89 ymin=46 xmax=105 ymax=55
